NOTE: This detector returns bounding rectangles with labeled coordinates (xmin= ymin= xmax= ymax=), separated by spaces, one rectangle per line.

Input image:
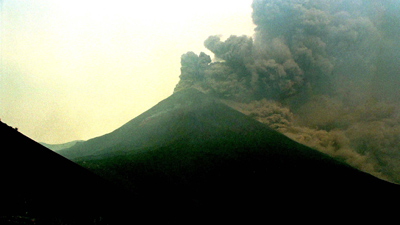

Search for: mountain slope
xmin=59 ymin=88 xmax=400 ymax=223
xmin=0 ymin=121 xmax=141 ymax=224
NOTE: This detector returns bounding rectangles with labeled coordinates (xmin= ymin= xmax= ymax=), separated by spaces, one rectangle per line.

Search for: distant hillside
xmin=40 ymin=140 xmax=83 ymax=151
xmin=59 ymin=88 xmax=400 ymax=223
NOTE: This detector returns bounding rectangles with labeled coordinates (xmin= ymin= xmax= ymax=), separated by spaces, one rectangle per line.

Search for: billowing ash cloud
xmin=174 ymin=0 xmax=400 ymax=183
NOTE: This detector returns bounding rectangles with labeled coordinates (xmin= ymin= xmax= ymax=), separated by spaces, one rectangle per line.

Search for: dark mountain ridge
xmin=0 ymin=121 xmax=142 ymax=224
xmin=59 ymin=88 xmax=400 ymax=223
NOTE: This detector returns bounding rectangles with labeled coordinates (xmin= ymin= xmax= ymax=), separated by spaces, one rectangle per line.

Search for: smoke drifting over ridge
xmin=174 ymin=0 xmax=400 ymax=183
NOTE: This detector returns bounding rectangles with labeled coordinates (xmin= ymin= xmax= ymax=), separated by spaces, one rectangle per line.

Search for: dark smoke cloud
xmin=174 ymin=0 xmax=400 ymax=183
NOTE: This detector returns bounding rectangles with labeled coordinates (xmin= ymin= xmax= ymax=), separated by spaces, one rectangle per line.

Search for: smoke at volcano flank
xmin=174 ymin=0 xmax=400 ymax=183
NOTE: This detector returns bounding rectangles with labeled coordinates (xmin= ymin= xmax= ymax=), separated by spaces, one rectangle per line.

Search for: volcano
xmin=59 ymin=88 xmax=400 ymax=223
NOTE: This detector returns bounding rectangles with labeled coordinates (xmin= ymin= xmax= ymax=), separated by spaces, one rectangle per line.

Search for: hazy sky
xmin=1 ymin=0 xmax=255 ymax=143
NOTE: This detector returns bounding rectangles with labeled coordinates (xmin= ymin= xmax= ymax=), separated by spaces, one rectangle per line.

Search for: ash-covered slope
xmin=59 ymin=88 xmax=399 ymax=223
xmin=0 ymin=121 xmax=139 ymax=224
xmin=60 ymin=88 xmax=258 ymax=159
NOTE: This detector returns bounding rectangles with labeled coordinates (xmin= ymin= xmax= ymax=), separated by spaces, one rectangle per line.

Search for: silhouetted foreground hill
xmin=60 ymin=89 xmax=400 ymax=223
xmin=0 ymin=121 xmax=142 ymax=224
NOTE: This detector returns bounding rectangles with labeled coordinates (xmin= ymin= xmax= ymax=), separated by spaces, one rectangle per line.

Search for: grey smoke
xmin=174 ymin=0 xmax=400 ymax=183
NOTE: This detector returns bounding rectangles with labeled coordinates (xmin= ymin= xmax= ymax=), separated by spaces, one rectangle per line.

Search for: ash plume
xmin=174 ymin=0 xmax=400 ymax=183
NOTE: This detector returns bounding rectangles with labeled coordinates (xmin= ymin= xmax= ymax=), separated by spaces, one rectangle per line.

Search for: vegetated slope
xmin=0 ymin=121 xmax=140 ymax=225
xmin=59 ymin=88 xmax=400 ymax=223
